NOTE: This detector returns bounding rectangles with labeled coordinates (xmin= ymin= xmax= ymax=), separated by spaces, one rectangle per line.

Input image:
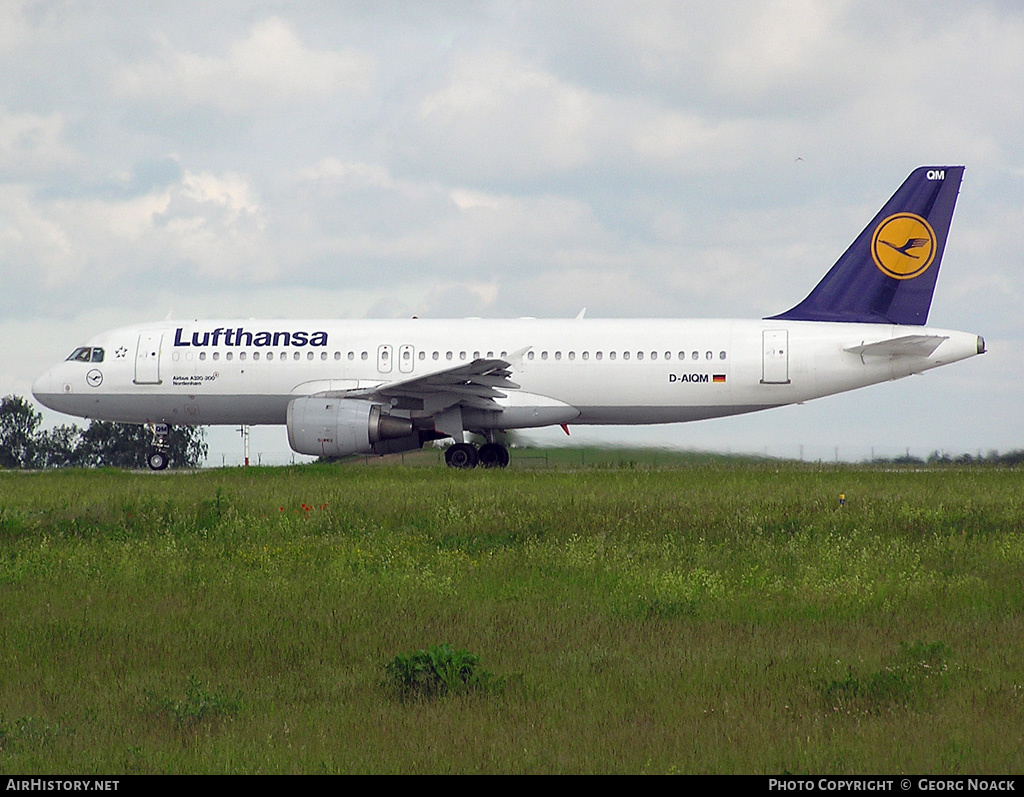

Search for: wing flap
xmin=318 ymin=357 xmax=521 ymax=413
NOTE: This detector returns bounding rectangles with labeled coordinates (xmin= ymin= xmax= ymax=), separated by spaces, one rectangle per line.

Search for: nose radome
xmin=31 ymin=369 xmax=58 ymax=409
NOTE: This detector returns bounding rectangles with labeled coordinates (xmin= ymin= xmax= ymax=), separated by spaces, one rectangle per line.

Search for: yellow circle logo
xmin=871 ymin=213 xmax=936 ymax=280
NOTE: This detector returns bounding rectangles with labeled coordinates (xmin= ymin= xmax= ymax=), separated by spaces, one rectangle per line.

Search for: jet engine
xmin=286 ymin=397 xmax=414 ymax=458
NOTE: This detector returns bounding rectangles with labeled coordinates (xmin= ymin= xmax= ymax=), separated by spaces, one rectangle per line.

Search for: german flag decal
xmin=713 ymin=374 xmax=726 ymax=383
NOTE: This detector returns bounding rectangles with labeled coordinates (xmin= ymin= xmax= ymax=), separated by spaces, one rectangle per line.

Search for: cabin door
xmin=134 ymin=332 xmax=163 ymax=385
xmin=761 ymin=329 xmax=790 ymax=384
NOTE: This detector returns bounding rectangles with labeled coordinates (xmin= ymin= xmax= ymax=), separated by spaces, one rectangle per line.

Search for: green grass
xmin=1 ymin=458 xmax=1022 ymax=773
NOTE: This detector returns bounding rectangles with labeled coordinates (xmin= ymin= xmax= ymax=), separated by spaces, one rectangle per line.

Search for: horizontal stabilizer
xmin=844 ymin=334 xmax=948 ymax=357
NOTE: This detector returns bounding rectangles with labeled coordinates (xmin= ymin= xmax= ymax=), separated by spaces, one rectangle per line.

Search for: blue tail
xmin=769 ymin=166 xmax=964 ymax=325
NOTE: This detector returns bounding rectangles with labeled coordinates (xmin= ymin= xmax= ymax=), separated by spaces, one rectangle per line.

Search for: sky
xmin=2 ymin=0 xmax=1022 ymax=464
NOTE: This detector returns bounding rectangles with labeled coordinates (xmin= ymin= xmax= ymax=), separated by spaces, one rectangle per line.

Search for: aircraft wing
xmin=844 ymin=334 xmax=949 ymax=357
xmin=319 ymin=357 xmax=521 ymax=414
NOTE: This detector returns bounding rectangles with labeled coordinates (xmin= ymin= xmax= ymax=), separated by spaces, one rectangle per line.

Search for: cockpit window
xmin=66 ymin=347 xmax=104 ymax=363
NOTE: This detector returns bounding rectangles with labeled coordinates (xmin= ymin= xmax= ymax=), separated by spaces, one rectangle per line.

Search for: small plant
xmin=145 ymin=676 xmax=242 ymax=730
xmin=0 ymin=714 xmax=69 ymax=752
xmin=820 ymin=641 xmax=951 ymax=715
xmin=385 ymin=643 xmax=503 ymax=700
xmin=822 ymin=667 xmax=914 ymax=714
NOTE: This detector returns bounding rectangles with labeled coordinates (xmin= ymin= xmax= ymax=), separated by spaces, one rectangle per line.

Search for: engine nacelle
xmin=286 ymin=397 xmax=414 ymax=458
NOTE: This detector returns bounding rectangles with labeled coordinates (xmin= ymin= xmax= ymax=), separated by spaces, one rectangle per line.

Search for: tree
xmin=76 ymin=421 xmax=207 ymax=469
xmin=0 ymin=395 xmax=43 ymax=468
xmin=0 ymin=394 xmax=207 ymax=469
xmin=37 ymin=424 xmax=84 ymax=469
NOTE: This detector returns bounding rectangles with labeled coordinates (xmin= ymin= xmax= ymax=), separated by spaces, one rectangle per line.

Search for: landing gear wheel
xmin=478 ymin=442 xmax=510 ymax=468
xmin=444 ymin=442 xmax=479 ymax=469
xmin=147 ymin=450 xmax=169 ymax=471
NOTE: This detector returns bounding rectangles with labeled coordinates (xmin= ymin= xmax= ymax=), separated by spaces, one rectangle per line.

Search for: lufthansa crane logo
xmin=871 ymin=212 xmax=937 ymax=280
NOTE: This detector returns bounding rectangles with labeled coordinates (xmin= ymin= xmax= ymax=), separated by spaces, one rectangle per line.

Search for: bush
xmin=385 ymin=643 xmax=503 ymax=700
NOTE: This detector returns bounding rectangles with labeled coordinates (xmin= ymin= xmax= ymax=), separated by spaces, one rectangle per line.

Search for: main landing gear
xmin=444 ymin=441 xmax=510 ymax=469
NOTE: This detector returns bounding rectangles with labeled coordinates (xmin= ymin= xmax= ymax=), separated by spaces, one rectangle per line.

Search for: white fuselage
xmin=31 ymin=317 xmax=983 ymax=430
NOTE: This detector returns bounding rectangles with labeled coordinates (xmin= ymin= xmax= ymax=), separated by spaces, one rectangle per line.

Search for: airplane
xmin=32 ymin=166 xmax=985 ymax=470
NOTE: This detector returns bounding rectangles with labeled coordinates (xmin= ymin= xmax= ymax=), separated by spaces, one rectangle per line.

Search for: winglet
xmin=769 ymin=167 xmax=964 ymax=325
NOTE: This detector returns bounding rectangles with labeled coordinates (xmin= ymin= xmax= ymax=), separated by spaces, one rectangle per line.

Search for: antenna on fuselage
xmin=237 ymin=424 xmax=250 ymax=467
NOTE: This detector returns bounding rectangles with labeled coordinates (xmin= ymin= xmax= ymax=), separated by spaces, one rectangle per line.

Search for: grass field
xmin=1 ymin=453 xmax=1022 ymax=774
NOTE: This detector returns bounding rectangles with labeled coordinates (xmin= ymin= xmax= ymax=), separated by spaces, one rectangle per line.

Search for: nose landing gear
xmin=147 ymin=423 xmax=170 ymax=471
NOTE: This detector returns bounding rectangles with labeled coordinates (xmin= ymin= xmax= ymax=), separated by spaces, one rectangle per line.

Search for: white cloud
xmin=0 ymin=107 xmax=78 ymax=176
xmin=0 ymin=167 xmax=277 ymax=319
xmin=116 ymin=17 xmax=374 ymax=112
xmin=2 ymin=2 xmax=1022 ymax=456
xmin=410 ymin=50 xmax=601 ymax=178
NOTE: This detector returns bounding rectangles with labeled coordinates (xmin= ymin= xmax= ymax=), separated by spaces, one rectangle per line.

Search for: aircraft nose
xmin=31 ymin=369 xmax=58 ymax=410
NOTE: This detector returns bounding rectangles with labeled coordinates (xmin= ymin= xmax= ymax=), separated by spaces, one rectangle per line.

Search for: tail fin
xmin=769 ymin=166 xmax=964 ymax=325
